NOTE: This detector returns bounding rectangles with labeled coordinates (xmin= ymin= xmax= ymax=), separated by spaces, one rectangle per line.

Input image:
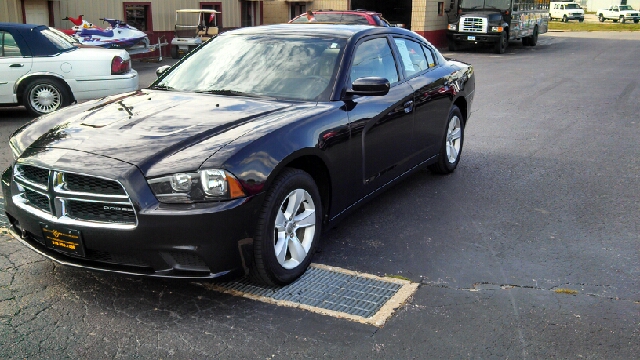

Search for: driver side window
xmin=350 ymin=37 xmax=399 ymax=85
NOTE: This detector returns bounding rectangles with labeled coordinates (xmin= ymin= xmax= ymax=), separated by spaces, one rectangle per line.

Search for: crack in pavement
xmin=419 ymin=280 xmax=639 ymax=304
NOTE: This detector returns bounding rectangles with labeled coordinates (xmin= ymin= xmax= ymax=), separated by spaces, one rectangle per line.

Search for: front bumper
xmin=2 ymin=162 xmax=264 ymax=279
xmin=447 ymin=31 xmax=501 ymax=44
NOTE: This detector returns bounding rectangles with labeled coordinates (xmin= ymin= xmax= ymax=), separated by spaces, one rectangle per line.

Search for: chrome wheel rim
xmin=445 ymin=115 xmax=462 ymax=164
xmin=29 ymin=84 xmax=61 ymax=114
xmin=273 ymin=188 xmax=316 ymax=269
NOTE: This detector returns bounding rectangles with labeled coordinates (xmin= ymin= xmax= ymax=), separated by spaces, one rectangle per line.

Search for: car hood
xmin=13 ymin=90 xmax=297 ymax=175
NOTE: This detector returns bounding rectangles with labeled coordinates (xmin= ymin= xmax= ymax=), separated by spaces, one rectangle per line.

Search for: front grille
xmin=24 ymin=189 xmax=51 ymax=213
xmin=65 ymin=173 xmax=126 ymax=196
xmin=85 ymin=249 xmax=150 ymax=267
xmin=20 ymin=165 xmax=49 ymax=186
xmin=66 ymin=200 xmax=136 ymax=224
xmin=461 ymin=17 xmax=486 ymax=33
xmin=12 ymin=164 xmax=137 ymax=227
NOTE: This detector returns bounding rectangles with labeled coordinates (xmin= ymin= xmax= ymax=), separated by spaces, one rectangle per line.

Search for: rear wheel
xmin=448 ymin=40 xmax=458 ymax=51
xmin=598 ymin=14 xmax=605 ymax=22
xmin=251 ymin=168 xmax=322 ymax=286
xmin=529 ymin=26 xmax=538 ymax=46
xmin=635 ymin=19 xmax=639 ymax=24
xmin=494 ymin=31 xmax=507 ymax=54
xmin=428 ymin=106 xmax=464 ymax=174
xmin=23 ymin=78 xmax=71 ymax=116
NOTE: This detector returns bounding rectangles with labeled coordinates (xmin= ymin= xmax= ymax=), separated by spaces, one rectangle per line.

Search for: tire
xmin=529 ymin=26 xmax=538 ymax=46
xmin=170 ymin=45 xmax=179 ymax=59
xmin=620 ymin=16 xmax=625 ymax=24
xmin=579 ymin=18 xmax=584 ymax=23
xmin=635 ymin=19 xmax=639 ymax=24
xmin=250 ymin=168 xmax=322 ymax=286
xmin=494 ymin=31 xmax=507 ymax=54
xmin=598 ymin=14 xmax=605 ymax=22
xmin=428 ymin=106 xmax=464 ymax=174
xmin=522 ymin=36 xmax=530 ymax=46
xmin=22 ymin=78 xmax=71 ymax=116
xmin=562 ymin=15 xmax=568 ymax=22
xmin=448 ymin=40 xmax=458 ymax=52
xmin=613 ymin=19 xmax=618 ymax=23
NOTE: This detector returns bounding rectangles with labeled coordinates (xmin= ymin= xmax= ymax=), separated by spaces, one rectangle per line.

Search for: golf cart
xmin=170 ymin=9 xmax=220 ymax=59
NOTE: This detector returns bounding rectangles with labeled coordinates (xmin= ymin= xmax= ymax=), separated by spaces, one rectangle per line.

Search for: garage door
xmin=24 ymin=0 xmax=49 ymax=26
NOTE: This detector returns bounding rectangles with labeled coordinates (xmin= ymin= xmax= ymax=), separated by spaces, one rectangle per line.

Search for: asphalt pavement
xmin=0 ymin=32 xmax=639 ymax=358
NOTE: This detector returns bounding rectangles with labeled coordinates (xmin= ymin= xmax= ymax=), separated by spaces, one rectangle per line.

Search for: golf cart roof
xmin=176 ymin=9 xmax=220 ymax=14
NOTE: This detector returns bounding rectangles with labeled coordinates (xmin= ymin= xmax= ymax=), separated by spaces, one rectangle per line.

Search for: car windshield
xmin=39 ymin=28 xmax=76 ymax=51
xmin=292 ymin=13 xmax=371 ymax=24
xmin=153 ymin=34 xmax=346 ymax=102
xmin=565 ymin=4 xmax=580 ymax=9
xmin=619 ymin=5 xmax=633 ymax=10
xmin=460 ymin=0 xmax=511 ymax=10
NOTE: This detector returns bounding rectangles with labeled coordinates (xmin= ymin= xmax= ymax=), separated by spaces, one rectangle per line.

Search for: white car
xmin=0 ymin=23 xmax=139 ymax=116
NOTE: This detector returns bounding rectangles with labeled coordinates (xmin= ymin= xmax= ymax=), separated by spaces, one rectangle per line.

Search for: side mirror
xmin=346 ymin=77 xmax=390 ymax=97
xmin=156 ymin=65 xmax=171 ymax=77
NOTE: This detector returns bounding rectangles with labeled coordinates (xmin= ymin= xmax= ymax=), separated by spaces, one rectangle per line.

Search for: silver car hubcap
xmin=30 ymin=84 xmax=61 ymax=113
xmin=274 ymin=188 xmax=316 ymax=269
xmin=446 ymin=115 xmax=462 ymax=164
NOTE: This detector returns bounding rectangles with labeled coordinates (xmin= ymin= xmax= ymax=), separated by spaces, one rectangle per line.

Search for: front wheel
xmin=23 ymin=78 xmax=71 ymax=116
xmin=634 ymin=19 xmax=639 ymax=24
xmin=598 ymin=14 xmax=605 ymax=22
xmin=170 ymin=45 xmax=179 ymax=59
xmin=251 ymin=168 xmax=322 ymax=286
xmin=428 ymin=106 xmax=464 ymax=174
xmin=562 ymin=15 xmax=568 ymax=22
xmin=494 ymin=31 xmax=507 ymax=54
xmin=448 ymin=40 xmax=458 ymax=52
xmin=620 ymin=16 xmax=625 ymax=23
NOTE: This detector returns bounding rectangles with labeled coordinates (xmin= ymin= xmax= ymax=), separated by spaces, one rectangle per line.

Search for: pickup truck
xmin=597 ymin=5 xmax=640 ymax=23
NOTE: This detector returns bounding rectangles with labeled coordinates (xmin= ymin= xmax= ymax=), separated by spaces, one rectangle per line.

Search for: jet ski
xmin=63 ymin=15 xmax=148 ymax=49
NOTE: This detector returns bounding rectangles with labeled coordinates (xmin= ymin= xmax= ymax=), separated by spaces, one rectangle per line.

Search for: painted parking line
xmin=203 ymin=263 xmax=419 ymax=327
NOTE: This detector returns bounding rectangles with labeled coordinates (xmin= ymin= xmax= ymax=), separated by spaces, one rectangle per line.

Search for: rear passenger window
xmin=393 ymin=38 xmax=429 ymax=77
xmin=1 ymin=32 xmax=23 ymax=57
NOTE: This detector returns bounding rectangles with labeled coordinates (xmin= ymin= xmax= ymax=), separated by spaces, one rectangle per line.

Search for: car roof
xmin=224 ymin=23 xmax=407 ymax=38
xmin=0 ymin=22 xmax=44 ymax=31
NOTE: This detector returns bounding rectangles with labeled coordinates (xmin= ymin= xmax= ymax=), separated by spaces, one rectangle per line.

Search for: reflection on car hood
xmin=14 ymin=90 xmax=295 ymax=175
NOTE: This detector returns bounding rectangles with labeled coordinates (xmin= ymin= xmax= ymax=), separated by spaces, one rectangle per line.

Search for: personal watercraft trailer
xmin=171 ymin=9 xmax=220 ymax=59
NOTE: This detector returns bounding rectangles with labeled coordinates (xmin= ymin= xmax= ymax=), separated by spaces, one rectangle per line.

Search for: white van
xmin=550 ymin=2 xmax=585 ymax=22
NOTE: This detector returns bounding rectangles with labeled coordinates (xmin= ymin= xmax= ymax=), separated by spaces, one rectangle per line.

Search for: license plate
xmin=467 ymin=36 xmax=476 ymax=41
xmin=41 ymin=224 xmax=85 ymax=257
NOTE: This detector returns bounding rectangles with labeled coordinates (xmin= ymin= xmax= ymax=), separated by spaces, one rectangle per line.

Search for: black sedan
xmin=3 ymin=24 xmax=475 ymax=286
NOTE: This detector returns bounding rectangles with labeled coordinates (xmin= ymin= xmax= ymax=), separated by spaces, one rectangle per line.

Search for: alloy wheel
xmin=446 ymin=115 xmax=462 ymax=164
xmin=273 ymin=188 xmax=316 ymax=269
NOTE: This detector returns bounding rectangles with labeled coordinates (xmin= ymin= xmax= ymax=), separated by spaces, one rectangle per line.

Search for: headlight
xmin=448 ymin=24 xmax=457 ymax=31
xmin=147 ymin=169 xmax=246 ymax=203
xmin=491 ymin=26 xmax=504 ymax=32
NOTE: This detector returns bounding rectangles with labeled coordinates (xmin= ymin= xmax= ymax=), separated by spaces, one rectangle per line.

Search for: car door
xmin=392 ymin=37 xmax=452 ymax=158
xmin=0 ymin=31 xmax=32 ymax=104
xmin=344 ymin=35 xmax=415 ymax=194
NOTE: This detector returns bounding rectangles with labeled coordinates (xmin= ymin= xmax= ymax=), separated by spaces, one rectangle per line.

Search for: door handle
xmin=9 ymin=64 xmax=24 ymax=67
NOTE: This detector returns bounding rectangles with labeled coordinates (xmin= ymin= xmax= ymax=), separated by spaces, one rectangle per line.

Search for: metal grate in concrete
xmin=206 ymin=264 xmax=419 ymax=326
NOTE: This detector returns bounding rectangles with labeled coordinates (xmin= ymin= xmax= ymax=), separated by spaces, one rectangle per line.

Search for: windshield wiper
xmin=150 ymin=84 xmax=175 ymax=91
xmin=195 ymin=89 xmax=273 ymax=99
